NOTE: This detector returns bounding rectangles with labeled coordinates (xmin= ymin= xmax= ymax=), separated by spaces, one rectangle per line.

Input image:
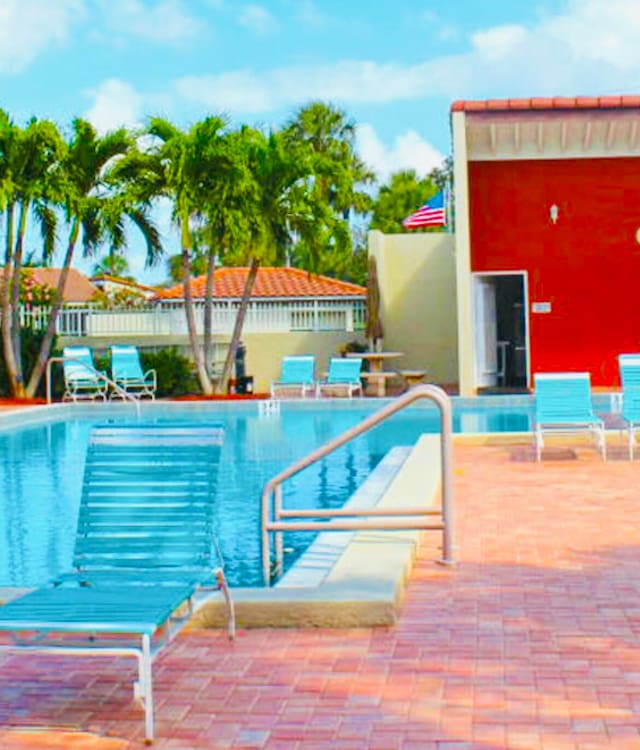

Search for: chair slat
xmin=71 ymin=424 xmax=224 ymax=577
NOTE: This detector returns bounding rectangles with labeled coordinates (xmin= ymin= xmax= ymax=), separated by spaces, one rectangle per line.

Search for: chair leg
xmin=141 ymin=634 xmax=154 ymax=743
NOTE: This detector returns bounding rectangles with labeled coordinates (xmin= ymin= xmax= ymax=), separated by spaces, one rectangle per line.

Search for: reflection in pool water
xmin=0 ymin=397 xmax=543 ymax=587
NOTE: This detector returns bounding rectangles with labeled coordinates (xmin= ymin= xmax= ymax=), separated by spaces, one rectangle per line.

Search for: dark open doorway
xmin=495 ymin=274 xmax=528 ymax=389
xmin=474 ymin=271 xmax=529 ymax=393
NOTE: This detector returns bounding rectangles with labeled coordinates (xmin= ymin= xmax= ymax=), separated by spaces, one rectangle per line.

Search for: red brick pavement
xmin=2 ymin=443 xmax=640 ymax=749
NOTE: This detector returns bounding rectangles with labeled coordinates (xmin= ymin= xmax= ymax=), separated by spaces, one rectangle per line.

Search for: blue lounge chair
xmin=62 ymin=345 xmax=108 ymax=401
xmin=270 ymin=354 xmax=316 ymax=398
xmin=533 ymin=372 xmax=606 ymax=461
xmin=110 ymin=345 xmax=157 ymax=400
xmin=316 ymin=357 xmax=363 ymax=398
xmin=618 ymin=354 xmax=640 ymax=459
xmin=0 ymin=424 xmax=234 ymax=743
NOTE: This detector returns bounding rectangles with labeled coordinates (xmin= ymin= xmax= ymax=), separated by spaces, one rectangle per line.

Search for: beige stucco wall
xmin=241 ymin=332 xmax=364 ymax=392
xmin=368 ymin=230 xmax=458 ymax=386
xmin=451 ymin=109 xmax=475 ymax=396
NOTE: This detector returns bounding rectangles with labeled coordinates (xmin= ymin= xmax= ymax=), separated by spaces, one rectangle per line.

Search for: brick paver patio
xmin=2 ymin=442 xmax=640 ymax=749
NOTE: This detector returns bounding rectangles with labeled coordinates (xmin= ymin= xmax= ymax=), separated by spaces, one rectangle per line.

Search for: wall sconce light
xmin=549 ymin=204 xmax=559 ymax=224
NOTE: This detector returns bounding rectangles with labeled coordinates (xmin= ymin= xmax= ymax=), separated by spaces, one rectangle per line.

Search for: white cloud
xmin=99 ymin=0 xmax=200 ymax=45
xmin=175 ymin=61 xmax=435 ymax=113
xmin=470 ymin=25 xmax=528 ymax=62
xmin=357 ymin=125 xmax=444 ymax=182
xmin=173 ymin=0 xmax=640 ymax=115
xmin=175 ymin=71 xmax=273 ymax=113
xmin=239 ymin=4 xmax=279 ymax=36
xmin=295 ymin=0 xmax=326 ymax=29
xmin=544 ymin=0 xmax=640 ymax=69
xmin=0 ymin=0 xmax=84 ymax=74
xmin=84 ymin=79 xmax=143 ymax=134
xmin=419 ymin=9 xmax=458 ymax=42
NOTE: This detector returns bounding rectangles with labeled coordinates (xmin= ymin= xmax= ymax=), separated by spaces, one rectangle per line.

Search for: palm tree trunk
xmin=1 ymin=205 xmax=25 ymax=398
xmin=181 ymin=222 xmax=213 ymax=395
xmin=9 ymin=202 xmax=29 ymax=387
xmin=25 ymin=220 xmax=80 ymax=397
xmin=203 ymin=245 xmax=216 ymax=380
xmin=216 ymin=258 xmax=259 ymax=394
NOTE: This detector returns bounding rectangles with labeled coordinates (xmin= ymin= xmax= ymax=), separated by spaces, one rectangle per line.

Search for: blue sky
xmin=3 ymin=0 xmax=640 ymax=283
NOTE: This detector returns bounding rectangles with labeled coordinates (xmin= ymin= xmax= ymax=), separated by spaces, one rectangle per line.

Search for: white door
xmin=473 ymin=276 xmax=498 ymax=388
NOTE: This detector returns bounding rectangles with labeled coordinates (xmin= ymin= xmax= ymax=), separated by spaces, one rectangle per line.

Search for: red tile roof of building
xmin=25 ymin=268 xmax=98 ymax=302
xmin=155 ymin=267 xmax=366 ymax=300
xmin=451 ymin=95 xmax=640 ymax=113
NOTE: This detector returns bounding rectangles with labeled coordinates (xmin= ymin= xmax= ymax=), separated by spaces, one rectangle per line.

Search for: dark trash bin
xmin=235 ymin=342 xmax=246 ymax=381
xmin=237 ymin=375 xmax=254 ymax=395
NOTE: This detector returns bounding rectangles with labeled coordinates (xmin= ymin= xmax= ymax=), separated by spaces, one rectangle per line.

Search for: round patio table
xmin=346 ymin=351 xmax=403 ymax=396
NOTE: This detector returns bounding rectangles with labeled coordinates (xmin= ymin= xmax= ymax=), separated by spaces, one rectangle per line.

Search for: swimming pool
xmin=0 ymin=395 xmax=614 ymax=588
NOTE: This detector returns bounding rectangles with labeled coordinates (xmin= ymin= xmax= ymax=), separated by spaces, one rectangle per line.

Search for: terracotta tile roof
xmin=0 ymin=268 xmax=98 ymax=303
xmin=451 ymin=95 xmax=640 ymax=113
xmin=155 ymin=267 xmax=366 ymax=300
xmin=30 ymin=268 xmax=99 ymax=302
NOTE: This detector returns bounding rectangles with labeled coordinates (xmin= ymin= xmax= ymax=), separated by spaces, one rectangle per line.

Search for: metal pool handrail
xmin=45 ymin=356 xmax=141 ymax=417
xmin=260 ymin=384 xmax=455 ymax=584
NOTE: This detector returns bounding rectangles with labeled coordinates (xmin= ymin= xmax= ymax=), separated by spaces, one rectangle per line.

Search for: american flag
xmin=402 ymin=191 xmax=446 ymax=228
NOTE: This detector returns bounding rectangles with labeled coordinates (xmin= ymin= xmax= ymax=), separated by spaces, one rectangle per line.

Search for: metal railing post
xmin=260 ymin=384 xmax=455 ymax=584
xmin=274 ymin=485 xmax=284 ymax=577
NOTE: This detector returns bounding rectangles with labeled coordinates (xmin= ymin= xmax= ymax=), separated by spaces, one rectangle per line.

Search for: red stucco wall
xmin=469 ymin=157 xmax=640 ymax=386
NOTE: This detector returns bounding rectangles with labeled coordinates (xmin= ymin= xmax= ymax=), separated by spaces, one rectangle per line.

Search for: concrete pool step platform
xmin=192 ymin=434 xmax=444 ymax=629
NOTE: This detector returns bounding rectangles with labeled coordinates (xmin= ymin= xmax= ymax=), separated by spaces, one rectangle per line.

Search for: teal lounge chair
xmin=0 ymin=424 xmax=234 ymax=743
xmin=534 ymin=372 xmax=606 ymax=461
xmin=270 ymin=354 xmax=316 ymax=398
xmin=62 ymin=345 xmax=108 ymax=401
xmin=59 ymin=424 xmax=229 ymax=587
xmin=316 ymin=357 xmax=363 ymax=398
xmin=618 ymin=354 xmax=640 ymax=459
xmin=110 ymin=345 xmax=157 ymax=400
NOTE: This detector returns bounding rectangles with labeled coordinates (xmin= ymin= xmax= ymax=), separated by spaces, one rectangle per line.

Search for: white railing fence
xmin=18 ymin=299 xmax=366 ymax=338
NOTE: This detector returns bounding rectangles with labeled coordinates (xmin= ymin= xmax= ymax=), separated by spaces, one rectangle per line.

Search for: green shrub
xmin=139 ymin=348 xmax=198 ymax=397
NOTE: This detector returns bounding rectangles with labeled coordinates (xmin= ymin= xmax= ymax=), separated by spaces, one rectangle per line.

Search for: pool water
xmin=0 ymin=397 xmax=550 ymax=588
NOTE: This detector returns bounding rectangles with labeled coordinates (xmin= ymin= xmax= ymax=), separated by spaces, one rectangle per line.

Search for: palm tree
xmin=0 ymin=113 xmax=63 ymax=398
xmin=25 ymin=119 xmax=162 ymax=398
xmin=166 ymin=248 xmax=208 ymax=283
xmin=139 ymin=115 xmax=230 ymax=395
xmin=196 ymin=125 xmax=263 ymax=386
xmin=215 ymin=128 xmax=342 ymax=393
xmin=284 ymin=102 xmax=374 ymax=275
xmin=92 ymin=252 xmax=132 ymax=279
